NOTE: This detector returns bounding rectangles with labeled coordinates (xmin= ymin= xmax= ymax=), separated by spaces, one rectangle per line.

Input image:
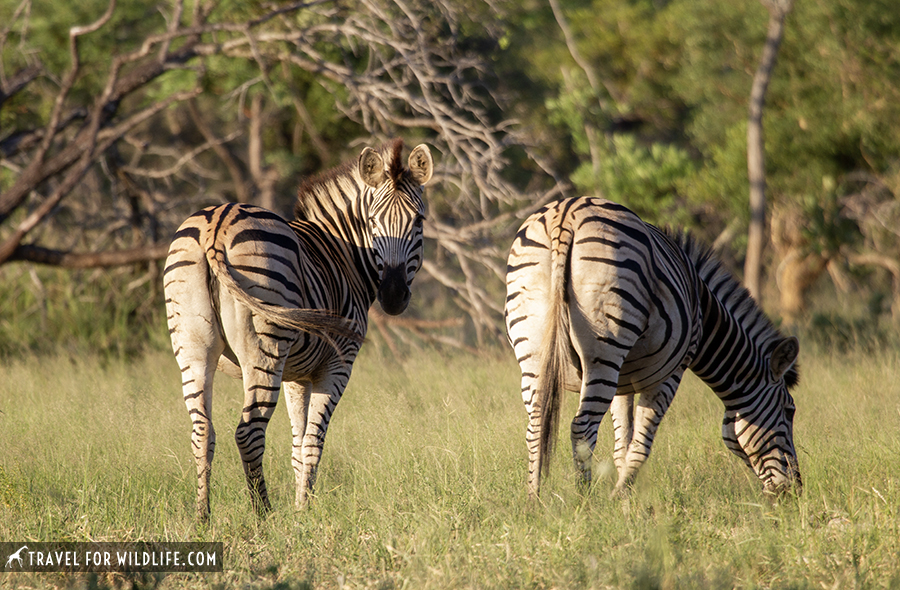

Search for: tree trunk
xmin=744 ymin=0 xmax=792 ymax=302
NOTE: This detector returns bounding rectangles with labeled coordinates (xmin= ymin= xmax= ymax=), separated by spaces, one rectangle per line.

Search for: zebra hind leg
xmin=167 ymin=290 xmax=224 ymax=522
xmin=182 ymin=364 xmax=218 ymax=522
xmin=235 ymin=414 xmax=276 ymax=515
xmin=234 ymin=368 xmax=284 ymax=516
xmin=570 ymin=363 xmax=620 ymax=491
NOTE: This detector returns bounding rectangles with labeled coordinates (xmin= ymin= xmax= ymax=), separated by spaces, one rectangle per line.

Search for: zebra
xmin=505 ymin=197 xmax=800 ymax=500
xmin=164 ymin=139 xmax=433 ymax=520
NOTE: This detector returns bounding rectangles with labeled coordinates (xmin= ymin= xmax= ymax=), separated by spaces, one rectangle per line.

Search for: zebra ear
xmin=359 ymin=147 xmax=386 ymax=187
xmin=770 ymin=336 xmax=799 ymax=381
xmin=408 ymin=144 xmax=433 ymax=186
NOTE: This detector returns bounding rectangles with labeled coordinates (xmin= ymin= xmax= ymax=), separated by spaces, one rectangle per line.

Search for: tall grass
xmin=1 ymin=344 xmax=899 ymax=589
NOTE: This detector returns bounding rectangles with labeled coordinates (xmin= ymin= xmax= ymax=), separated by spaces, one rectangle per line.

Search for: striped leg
xmin=508 ymin=327 xmax=547 ymax=499
xmin=234 ymin=368 xmax=282 ymax=516
xmin=570 ymin=361 xmax=621 ymax=488
xmin=165 ymin=257 xmax=225 ymax=522
xmin=610 ymin=394 xmax=634 ymax=475
xmin=184 ymin=364 xmax=218 ymax=521
xmin=283 ymin=379 xmax=312 ymax=509
xmin=222 ymin=302 xmax=291 ymax=515
xmin=295 ymin=371 xmax=349 ymax=505
xmin=179 ymin=356 xmax=220 ymax=521
xmin=613 ymin=372 xmax=682 ymax=495
xmin=521 ymin=370 xmax=543 ymax=500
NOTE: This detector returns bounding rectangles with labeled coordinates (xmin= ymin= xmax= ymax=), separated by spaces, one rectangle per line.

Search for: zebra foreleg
xmin=610 ymin=394 xmax=635 ymax=476
xmin=296 ymin=376 xmax=346 ymax=506
xmin=283 ymin=380 xmax=313 ymax=509
xmin=613 ymin=374 xmax=681 ymax=495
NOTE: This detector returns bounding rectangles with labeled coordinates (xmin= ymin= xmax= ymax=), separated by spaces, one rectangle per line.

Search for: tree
xmin=0 ymin=0 xmax=564 ymax=350
xmin=744 ymin=0 xmax=792 ymax=302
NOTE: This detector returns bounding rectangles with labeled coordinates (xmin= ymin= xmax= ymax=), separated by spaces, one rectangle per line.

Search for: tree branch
xmin=9 ymin=243 xmax=170 ymax=268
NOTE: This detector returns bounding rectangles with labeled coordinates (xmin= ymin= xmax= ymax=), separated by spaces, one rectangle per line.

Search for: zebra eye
xmin=784 ymin=405 xmax=795 ymax=422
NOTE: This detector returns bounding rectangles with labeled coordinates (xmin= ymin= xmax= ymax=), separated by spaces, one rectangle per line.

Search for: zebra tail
xmin=535 ymin=218 xmax=572 ymax=476
xmin=205 ymin=248 xmax=364 ymax=346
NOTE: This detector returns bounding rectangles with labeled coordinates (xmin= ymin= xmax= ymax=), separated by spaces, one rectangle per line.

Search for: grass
xmin=1 ymin=343 xmax=899 ymax=589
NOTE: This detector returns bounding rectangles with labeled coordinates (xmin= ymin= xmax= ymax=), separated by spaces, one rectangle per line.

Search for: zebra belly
xmin=281 ymin=338 xmax=330 ymax=382
xmin=213 ymin=331 xmax=347 ymax=384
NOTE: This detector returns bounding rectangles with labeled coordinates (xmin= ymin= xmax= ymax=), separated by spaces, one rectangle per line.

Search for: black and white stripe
xmin=505 ymin=197 xmax=800 ymax=499
xmin=164 ymin=139 xmax=433 ymax=519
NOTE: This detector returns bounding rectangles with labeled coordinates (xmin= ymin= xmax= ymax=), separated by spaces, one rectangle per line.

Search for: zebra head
xmin=722 ymin=336 xmax=801 ymax=497
xmin=358 ymin=142 xmax=433 ymax=315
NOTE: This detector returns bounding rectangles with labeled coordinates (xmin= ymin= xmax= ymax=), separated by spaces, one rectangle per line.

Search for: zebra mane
xmin=293 ymin=139 xmax=405 ymax=222
xmin=669 ymin=230 xmax=800 ymax=389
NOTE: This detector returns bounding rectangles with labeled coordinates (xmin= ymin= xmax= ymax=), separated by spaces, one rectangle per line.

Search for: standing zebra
xmin=505 ymin=197 xmax=800 ymax=499
xmin=164 ymin=139 xmax=433 ymax=520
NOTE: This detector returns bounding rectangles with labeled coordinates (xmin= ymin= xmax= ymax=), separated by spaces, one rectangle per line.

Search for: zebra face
xmin=359 ymin=143 xmax=432 ymax=315
xmin=369 ymin=209 xmax=426 ymax=315
xmin=722 ymin=337 xmax=801 ymax=496
xmin=724 ymin=389 xmax=801 ymax=497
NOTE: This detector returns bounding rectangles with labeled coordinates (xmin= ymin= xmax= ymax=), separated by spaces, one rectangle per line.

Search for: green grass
xmin=1 ymin=345 xmax=899 ymax=589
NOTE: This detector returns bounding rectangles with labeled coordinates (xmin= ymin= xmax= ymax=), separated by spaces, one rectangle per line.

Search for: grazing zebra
xmin=505 ymin=197 xmax=801 ymax=499
xmin=164 ymin=139 xmax=433 ymax=519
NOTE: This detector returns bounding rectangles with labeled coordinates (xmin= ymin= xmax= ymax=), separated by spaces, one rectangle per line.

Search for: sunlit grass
xmin=1 ymin=344 xmax=899 ymax=589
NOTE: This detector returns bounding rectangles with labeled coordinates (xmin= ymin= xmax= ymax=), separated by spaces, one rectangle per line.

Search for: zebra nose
xmin=763 ymin=455 xmax=802 ymax=497
xmin=378 ymin=265 xmax=410 ymax=315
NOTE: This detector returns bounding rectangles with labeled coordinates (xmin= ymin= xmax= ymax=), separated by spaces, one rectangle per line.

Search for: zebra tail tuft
xmin=206 ymin=248 xmax=364 ymax=347
xmin=535 ymin=219 xmax=573 ymax=476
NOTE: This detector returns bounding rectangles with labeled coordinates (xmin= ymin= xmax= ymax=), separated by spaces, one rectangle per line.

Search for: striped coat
xmin=505 ymin=197 xmax=800 ymax=499
xmin=164 ymin=140 xmax=433 ymax=519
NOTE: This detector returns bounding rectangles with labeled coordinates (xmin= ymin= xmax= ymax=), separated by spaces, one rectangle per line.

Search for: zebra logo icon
xmin=5 ymin=545 xmax=27 ymax=568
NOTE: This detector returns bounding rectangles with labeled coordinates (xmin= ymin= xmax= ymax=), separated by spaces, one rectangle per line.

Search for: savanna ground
xmin=1 ymin=341 xmax=899 ymax=589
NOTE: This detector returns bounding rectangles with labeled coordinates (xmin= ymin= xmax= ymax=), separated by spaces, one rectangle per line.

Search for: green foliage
xmin=671 ymin=0 xmax=900 ymax=225
xmin=505 ymin=0 xmax=900 ymax=246
xmin=0 ymin=264 xmax=168 ymax=360
xmin=1 ymin=347 xmax=899 ymax=588
xmin=571 ymin=134 xmax=696 ymax=227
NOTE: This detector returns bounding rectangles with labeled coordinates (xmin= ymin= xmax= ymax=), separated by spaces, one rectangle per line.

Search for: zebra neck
xmin=288 ymin=217 xmax=380 ymax=309
xmin=689 ymin=281 xmax=771 ymax=399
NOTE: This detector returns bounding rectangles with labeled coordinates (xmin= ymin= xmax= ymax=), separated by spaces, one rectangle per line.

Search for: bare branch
xmin=9 ymin=243 xmax=169 ymax=268
xmin=0 ymin=63 xmax=41 ymax=107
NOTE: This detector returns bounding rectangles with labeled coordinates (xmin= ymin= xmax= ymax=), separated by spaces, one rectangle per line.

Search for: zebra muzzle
xmin=377 ymin=265 xmax=411 ymax=315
